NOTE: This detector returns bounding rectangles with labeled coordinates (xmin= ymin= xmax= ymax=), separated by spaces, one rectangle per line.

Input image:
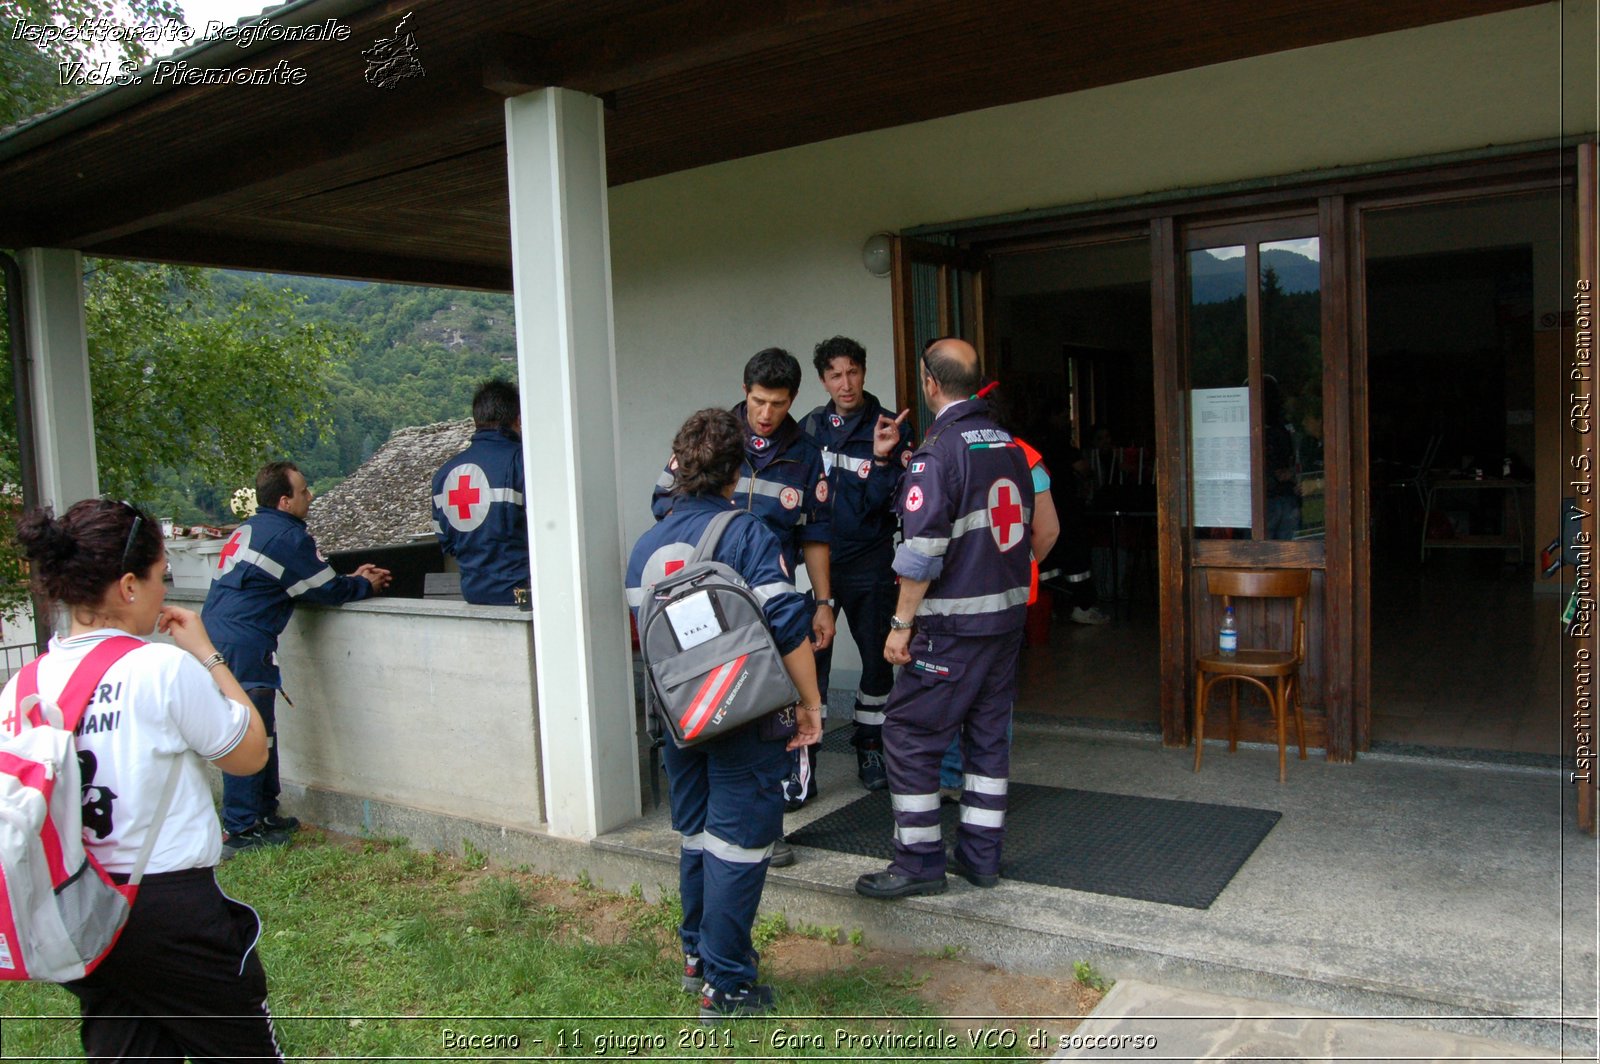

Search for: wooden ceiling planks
xmin=0 ymin=0 xmax=1546 ymax=287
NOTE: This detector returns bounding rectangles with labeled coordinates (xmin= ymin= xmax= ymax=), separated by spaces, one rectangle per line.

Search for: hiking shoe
xmin=681 ymin=954 xmax=703 ymax=993
xmin=947 ymin=852 xmax=1000 ymax=889
xmin=261 ymin=814 xmax=300 ymax=833
xmin=699 ymin=982 xmax=776 ymax=1023
xmin=768 ymin=840 xmax=796 ymax=868
xmin=1070 ymin=606 xmax=1111 ymax=625
xmin=855 ymin=870 xmax=947 ymax=899
xmin=857 ymin=746 xmax=888 ymax=791
xmin=221 ymin=824 xmax=291 ymax=859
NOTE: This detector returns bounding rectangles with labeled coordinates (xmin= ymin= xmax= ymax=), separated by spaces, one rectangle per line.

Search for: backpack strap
xmin=688 ymin=509 xmax=742 ymax=566
xmin=13 ymin=636 xmax=144 ymax=733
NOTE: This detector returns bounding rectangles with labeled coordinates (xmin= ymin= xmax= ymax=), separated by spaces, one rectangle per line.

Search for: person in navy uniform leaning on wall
xmin=203 ymin=461 xmax=392 ymax=856
xmin=800 ymin=336 xmax=912 ymax=792
xmin=628 ymin=408 xmax=824 ymax=1022
xmin=855 ymin=337 xmax=1034 ymax=899
xmin=651 ymin=348 xmax=833 ymax=856
xmin=431 ymin=379 xmax=532 ymax=605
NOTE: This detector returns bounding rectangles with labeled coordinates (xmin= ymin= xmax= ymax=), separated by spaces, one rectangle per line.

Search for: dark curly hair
xmin=813 ymin=336 xmax=865 ymax=376
xmin=16 ymin=499 xmax=163 ymax=607
xmin=742 ymin=347 xmax=801 ymax=396
xmin=670 ymin=408 xmax=744 ymax=497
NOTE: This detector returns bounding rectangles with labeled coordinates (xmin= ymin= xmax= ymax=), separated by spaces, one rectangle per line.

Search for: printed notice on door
xmin=1191 ymin=387 xmax=1252 ymax=529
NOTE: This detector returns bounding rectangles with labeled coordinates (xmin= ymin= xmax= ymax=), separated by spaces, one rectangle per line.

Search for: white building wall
xmin=606 ymin=2 xmax=1593 ymax=679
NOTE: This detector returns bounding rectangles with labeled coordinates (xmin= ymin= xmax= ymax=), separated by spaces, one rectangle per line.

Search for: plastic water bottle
xmin=1219 ymin=606 xmax=1238 ymax=655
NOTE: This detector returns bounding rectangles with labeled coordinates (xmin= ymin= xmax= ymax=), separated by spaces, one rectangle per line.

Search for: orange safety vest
xmin=1018 ymin=438 xmax=1043 ymax=605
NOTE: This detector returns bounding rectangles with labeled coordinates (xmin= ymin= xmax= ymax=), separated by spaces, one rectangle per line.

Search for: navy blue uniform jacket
xmin=202 ymin=508 xmax=374 ymax=687
xmin=802 ymin=390 xmax=913 ymax=569
xmin=626 ymin=494 xmax=812 ymax=656
xmin=893 ymin=398 xmax=1034 ymax=637
xmin=651 ymin=403 xmax=831 ymax=577
xmin=431 ymin=428 xmax=531 ymax=605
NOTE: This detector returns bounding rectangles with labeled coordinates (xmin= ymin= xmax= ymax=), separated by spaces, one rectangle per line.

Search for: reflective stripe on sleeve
xmin=963 ymin=773 xmax=1008 ymax=796
xmin=890 ymin=792 xmax=941 ymax=814
xmin=751 ymin=581 xmax=796 ymax=604
xmin=917 ymin=586 xmax=1030 ymax=616
xmin=701 ymin=833 xmax=775 ymax=865
xmin=902 ymin=535 xmax=950 ymax=556
xmin=736 ymin=477 xmax=789 ymax=501
xmin=894 ymin=824 xmax=943 ymax=845
xmin=490 ymin=488 xmax=524 ymax=504
xmin=285 ymin=566 xmax=337 ymax=598
xmin=959 ymin=806 xmax=1006 ymax=828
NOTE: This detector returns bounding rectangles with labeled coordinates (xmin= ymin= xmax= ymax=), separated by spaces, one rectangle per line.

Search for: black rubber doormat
xmin=788 ymin=784 xmax=1280 ymax=909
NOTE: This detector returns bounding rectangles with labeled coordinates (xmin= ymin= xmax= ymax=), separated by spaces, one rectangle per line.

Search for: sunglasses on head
xmin=116 ymin=501 xmax=144 ymax=576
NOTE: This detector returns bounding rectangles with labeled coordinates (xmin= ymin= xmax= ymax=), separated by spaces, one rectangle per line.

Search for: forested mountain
xmin=161 ymin=272 xmax=519 ymax=521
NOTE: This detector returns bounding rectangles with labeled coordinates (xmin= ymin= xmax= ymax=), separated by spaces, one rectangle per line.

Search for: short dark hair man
xmin=204 ymin=461 xmax=393 ymax=855
xmin=856 ymin=337 xmax=1034 ymax=900
xmin=651 ymin=348 xmax=834 ymax=854
xmin=431 ymin=379 xmax=531 ymax=605
xmin=801 ymin=336 xmax=912 ymax=792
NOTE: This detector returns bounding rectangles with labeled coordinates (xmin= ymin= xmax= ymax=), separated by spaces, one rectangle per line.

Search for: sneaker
xmin=699 ymin=982 xmax=777 ymax=1023
xmin=768 ymin=840 xmax=796 ymax=868
xmin=221 ymin=824 xmax=291 ymax=859
xmin=681 ymin=954 xmax=703 ymax=993
xmin=1070 ymin=606 xmax=1111 ymax=625
xmin=261 ymin=814 xmax=300 ymax=833
xmin=857 ymin=747 xmax=888 ymax=791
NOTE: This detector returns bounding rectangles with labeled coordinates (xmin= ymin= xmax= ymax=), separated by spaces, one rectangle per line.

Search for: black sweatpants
xmin=66 ymin=866 xmax=283 ymax=1063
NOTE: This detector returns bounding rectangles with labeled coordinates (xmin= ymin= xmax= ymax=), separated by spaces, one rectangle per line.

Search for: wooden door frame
xmin=892 ymin=146 xmax=1580 ymax=762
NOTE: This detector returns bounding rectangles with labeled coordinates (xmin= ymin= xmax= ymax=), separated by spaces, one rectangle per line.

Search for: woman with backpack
xmin=2 ymin=499 xmax=281 ymax=1061
xmin=626 ymin=408 xmax=823 ymax=1023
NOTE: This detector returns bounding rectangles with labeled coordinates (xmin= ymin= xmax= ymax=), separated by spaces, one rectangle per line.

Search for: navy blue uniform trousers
xmin=665 ymin=722 xmax=789 ymax=992
xmin=883 ymin=628 xmax=1024 ymax=879
xmin=812 ymin=553 xmax=898 ymax=744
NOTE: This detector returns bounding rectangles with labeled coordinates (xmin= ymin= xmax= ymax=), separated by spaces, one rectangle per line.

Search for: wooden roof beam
xmin=481 ymin=0 xmax=928 ymax=97
xmin=90 ymin=229 xmax=512 ymax=291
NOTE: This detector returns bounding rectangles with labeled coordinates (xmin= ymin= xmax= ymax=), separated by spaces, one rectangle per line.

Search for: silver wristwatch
xmin=889 ymin=615 xmax=914 ymax=630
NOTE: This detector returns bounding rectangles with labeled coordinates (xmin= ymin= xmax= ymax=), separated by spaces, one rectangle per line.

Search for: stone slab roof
xmin=307 ymin=419 xmax=472 ymax=553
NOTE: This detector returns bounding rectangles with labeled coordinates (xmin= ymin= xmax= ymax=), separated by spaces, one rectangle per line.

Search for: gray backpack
xmin=637 ymin=510 xmax=799 ymax=748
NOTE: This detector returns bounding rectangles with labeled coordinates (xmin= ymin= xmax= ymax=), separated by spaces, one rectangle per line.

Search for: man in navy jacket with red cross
xmin=203 ymin=461 xmax=392 ymax=854
xmin=855 ymin=338 xmax=1033 ymax=899
xmin=801 ymin=336 xmax=912 ymax=792
xmin=432 ymin=379 xmax=531 ymax=605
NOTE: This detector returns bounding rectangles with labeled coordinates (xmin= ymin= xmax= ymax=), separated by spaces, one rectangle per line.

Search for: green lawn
xmin=2 ymin=833 xmax=1037 ymax=1060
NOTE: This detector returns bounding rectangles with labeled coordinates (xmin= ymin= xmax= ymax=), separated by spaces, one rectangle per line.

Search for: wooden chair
xmin=1193 ymin=568 xmax=1309 ymax=782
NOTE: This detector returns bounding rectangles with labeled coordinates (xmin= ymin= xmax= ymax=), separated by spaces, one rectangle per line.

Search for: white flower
xmin=229 ymin=486 xmax=257 ymax=520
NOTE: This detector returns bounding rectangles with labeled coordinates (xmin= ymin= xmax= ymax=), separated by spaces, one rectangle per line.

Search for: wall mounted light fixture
xmin=861 ymin=232 xmax=893 ymax=278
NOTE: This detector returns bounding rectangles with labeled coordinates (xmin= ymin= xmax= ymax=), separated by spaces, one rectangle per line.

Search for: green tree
xmin=84 ymin=260 xmax=348 ymax=502
xmin=0 ymin=1 xmax=183 ymax=125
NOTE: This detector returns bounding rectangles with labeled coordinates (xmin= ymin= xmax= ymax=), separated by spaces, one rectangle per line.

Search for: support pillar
xmin=505 ymin=88 xmax=639 ymax=838
xmin=19 ymin=248 xmax=98 ymax=510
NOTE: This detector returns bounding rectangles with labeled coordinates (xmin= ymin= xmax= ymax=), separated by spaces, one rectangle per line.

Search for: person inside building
xmin=431 ymin=378 xmax=531 ymax=605
xmin=5 ymin=499 xmax=283 ymax=1061
xmin=801 ymin=335 xmax=913 ymax=793
xmin=856 ymin=337 xmax=1034 ymax=899
xmin=203 ymin=461 xmax=392 ymax=856
xmin=628 ymin=407 xmax=823 ymax=1022
xmin=651 ymin=348 xmax=832 ymax=865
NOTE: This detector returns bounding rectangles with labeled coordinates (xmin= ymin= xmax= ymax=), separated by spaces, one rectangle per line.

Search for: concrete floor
xmin=604 ymin=716 xmax=1598 ymax=1053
